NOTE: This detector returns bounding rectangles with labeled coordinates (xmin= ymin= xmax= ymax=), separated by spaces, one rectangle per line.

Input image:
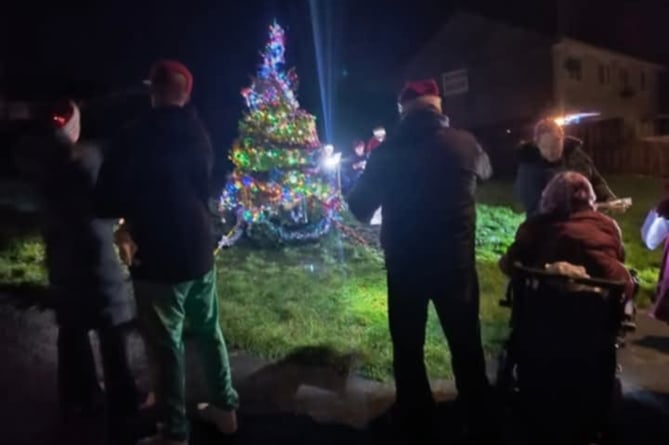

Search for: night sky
xmin=4 ymin=0 xmax=669 ymax=171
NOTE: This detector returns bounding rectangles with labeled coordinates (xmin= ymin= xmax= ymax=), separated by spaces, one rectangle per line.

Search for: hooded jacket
xmin=347 ymin=109 xmax=492 ymax=268
xmin=515 ymin=136 xmax=616 ymax=217
xmin=95 ymin=106 xmax=214 ymax=283
xmin=16 ymin=127 xmax=131 ymax=328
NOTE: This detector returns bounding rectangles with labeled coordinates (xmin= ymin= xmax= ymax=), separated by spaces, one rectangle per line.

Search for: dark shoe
xmin=107 ymin=415 xmax=157 ymax=445
xmin=60 ymin=392 xmax=105 ymax=419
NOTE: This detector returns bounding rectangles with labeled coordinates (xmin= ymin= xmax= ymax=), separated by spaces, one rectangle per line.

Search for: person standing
xmin=342 ymin=140 xmax=367 ymax=193
xmin=366 ymin=125 xmax=386 ymax=154
xmin=16 ymin=100 xmax=141 ymax=442
xmin=515 ymin=119 xmax=619 ymax=217
xmin=347 ymin=79 xmax=492 ymax=440
xmin=95 ymin=60 xmax=238 ymax=445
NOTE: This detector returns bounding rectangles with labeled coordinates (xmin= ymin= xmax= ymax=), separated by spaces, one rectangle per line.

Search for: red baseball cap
xmin=146 ymin=59 xmax=193 ymax=97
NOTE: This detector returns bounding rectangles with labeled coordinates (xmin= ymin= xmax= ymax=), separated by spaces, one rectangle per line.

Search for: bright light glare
xmin=553 ymin=112 xmax=600 ymax=127
xmin=323 ymin=152 xmax=341 ymax=169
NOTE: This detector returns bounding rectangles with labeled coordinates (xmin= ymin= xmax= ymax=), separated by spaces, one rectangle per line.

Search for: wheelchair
xmin=496 ymin=264 xmax=627 ymax=445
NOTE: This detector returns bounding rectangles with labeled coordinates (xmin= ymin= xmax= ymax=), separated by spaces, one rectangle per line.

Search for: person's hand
xmin=545 ymin=261 xmax=590 ymax=278
xmin=114 ymin=227 xmax=137 ymax=266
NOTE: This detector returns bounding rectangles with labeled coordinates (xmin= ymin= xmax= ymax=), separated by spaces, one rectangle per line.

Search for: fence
xmin=476 ymin=117 xmax=669 ymax=178
xmin=573 ymin=118 xmax=669 ymax=177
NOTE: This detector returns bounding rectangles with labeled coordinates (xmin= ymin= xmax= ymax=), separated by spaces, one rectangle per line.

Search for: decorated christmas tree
xmin=218 ymin=21 xmax=339 ymax=247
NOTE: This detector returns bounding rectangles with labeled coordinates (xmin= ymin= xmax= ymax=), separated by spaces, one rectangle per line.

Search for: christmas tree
xmin=218 ymin=21 xmax=339 ymax=247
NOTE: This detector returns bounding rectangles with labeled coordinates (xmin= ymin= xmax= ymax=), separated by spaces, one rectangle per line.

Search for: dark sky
xmin=3 ymin=0 xmax=668 ymax=165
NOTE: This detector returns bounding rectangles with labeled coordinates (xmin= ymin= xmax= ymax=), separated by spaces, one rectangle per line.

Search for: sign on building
xmin=441 ymin=69 xmax=468 ymax=97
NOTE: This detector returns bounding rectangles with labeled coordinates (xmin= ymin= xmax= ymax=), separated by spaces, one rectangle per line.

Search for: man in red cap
xmin=95 ymin=60 xmax=238 ymax=445
xmin=348 ymin=79 xmax=492 ymax=440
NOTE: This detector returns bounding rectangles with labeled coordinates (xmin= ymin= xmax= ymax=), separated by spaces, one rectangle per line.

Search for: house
xmin=405 ymin=12 xmax=666 ymax=174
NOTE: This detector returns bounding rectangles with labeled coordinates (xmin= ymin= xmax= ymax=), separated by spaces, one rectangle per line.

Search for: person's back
xmin=348 ymin=79 xmax=492 ymax=441
xmin=18 ymin=111 xmax=127 ymax=323
xmin=43 ymin=141 xmax=127 ymax=315
xmin=502 ymin=172 xmax=632 ymax=297
xmin=509 ymin=210 xmax=627 ymax=283
xmin=110 ymin=106 xmax=214 ymax=283
xmin=95 ymin=60 xmax=238 ymax=445
xmin=17 ymin=101 xmax=140 ymax=440
xmin=366 ymin=110 xmax=488 ymax=267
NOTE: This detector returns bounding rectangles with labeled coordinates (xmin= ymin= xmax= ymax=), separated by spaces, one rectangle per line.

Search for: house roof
xmin=406 ymin=11 xmax=665 ymax=80
xmin=556 ymin=38 xmax=665 ymax=70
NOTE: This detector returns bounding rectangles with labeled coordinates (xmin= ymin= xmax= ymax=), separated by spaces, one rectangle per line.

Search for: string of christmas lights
xmin=218 ymin=20 xmax=339 ymax=246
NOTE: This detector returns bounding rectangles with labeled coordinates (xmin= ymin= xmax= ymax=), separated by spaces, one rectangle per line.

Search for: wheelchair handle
xmin=512 ymin=263 xmax=627 ymax=290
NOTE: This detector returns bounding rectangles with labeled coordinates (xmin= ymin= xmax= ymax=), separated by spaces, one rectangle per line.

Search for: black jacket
xmin=95 ymin=106 xmax=215 ymax=283
xmin=514 ymin=136 xmax=616 ymax=217
xmin=347 ymin=109 xmax=492 ymax=268
xmin=17 ymin=130 xmax=131 ymax=328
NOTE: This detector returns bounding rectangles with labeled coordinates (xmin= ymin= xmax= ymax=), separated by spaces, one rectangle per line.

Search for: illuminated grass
xmin=0 ymin=176 xmax=662 ymax=380
xmin=216 ymin=175 xmax=664 ymax=380
xmin=215 ymin=203 xmax=520 ymax=381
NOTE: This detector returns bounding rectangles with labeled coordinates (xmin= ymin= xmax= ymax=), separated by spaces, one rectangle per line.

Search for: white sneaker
xmin=197 ymin=403 xmax=238 ymax=435
xmin=136 ymin=435 xmax=188 ymax=445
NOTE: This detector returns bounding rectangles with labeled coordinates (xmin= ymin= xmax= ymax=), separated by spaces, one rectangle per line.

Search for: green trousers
xmin=134 ymin=268 xmax=238 ymax=441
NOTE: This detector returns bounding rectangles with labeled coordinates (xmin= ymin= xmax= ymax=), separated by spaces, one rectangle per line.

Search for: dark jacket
xmin=95 ymin=106 xmax=215 ymax=283
xmin=500 ymin=209 xmax=633 ymax=297
xmin=514 ymin=137 xmax=616 ymax=217
xmin=347 ymin=109 xmax=492 ymax=268
xmin=17 ymin=130 xmax=131 ymax=328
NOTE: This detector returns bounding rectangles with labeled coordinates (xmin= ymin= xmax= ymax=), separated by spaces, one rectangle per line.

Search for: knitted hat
xmin=147 ymin=59 xmax=193 ymax=98
xmin=397 ymin=79 xmax=442 ymax=116
xmin=50 ymin=100 xmax=81 ymax=143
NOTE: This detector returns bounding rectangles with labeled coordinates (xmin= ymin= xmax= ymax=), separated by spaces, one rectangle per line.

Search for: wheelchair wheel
xmin=599 ymin=377 xmax=623 ymax=445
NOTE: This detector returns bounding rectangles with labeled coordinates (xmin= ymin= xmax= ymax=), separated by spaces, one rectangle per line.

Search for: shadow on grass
xmin=237 ymin=346 xmax=359 ymax=413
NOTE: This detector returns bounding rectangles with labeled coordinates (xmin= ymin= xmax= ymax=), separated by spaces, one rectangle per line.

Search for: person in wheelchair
xmin=500 ymin=171 xmax=635 ymax=304
xmin=498 ymin=172 xmax=633 ymax=443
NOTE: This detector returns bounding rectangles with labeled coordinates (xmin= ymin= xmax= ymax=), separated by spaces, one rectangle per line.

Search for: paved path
xmin=1 ymin=291 xmax=668 ymax=444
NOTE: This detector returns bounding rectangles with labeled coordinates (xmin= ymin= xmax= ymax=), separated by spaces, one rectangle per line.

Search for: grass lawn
xmin=0 ymin=175 xmax=664 ymax=381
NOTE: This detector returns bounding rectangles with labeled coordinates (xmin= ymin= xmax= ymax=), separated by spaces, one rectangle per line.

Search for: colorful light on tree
xmin=218 ymin=20 xmax=339 ymax=247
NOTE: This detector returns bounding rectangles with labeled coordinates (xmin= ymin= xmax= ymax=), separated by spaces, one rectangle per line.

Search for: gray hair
xmin=540 ymin=171 xmax=596 ymax=215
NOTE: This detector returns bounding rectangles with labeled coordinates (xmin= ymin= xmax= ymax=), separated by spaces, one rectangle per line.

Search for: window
xmin=620 ymin=68 xmax=629 ymax=86
xmin=641 ymin=71 xmax=647 ymax=90
xmin=565 ymin=57 xmax=582 ymax=81
xmin=598 ymin=64 xmax=605 ymax=84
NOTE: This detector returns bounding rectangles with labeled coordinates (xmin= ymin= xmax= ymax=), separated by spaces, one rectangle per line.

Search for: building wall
xmin=552 ymin=39 xmax=662 ymax=137
xmin=405 ymin=13 xmax=555 ymax=130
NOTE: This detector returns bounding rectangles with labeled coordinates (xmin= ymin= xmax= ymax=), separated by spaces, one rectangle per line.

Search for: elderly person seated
xmin=500 ymin=171 xmax=634 ymax=300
